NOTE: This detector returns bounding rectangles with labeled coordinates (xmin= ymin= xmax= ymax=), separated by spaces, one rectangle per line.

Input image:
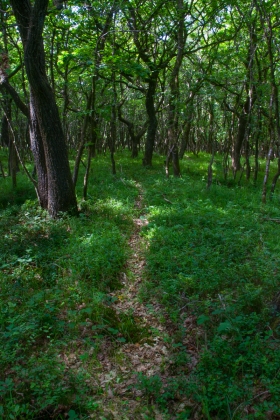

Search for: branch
xmin=0 ymin=71 xmax=29 ymax=117
xmin=8 ymin=64 xmax=22 ymax=79
xmin=162 ymin=194 xmax=173 ymax=204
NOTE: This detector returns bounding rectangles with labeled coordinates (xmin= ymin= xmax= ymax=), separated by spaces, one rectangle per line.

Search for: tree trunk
xmin=1 ymin=110 xmax=9 ymax=146
xmin=109 ymin=103 xmax=117 ymax=175
xmin=179 ymin=114 xmax=193 ymax=159
xmin=8 ymin=139 xmax=17 ymax=188
xmin=72 ymin=91 xmax=93 ymax=187
xmin=143 ymin=76 xmax=158 ymax=166
xmin=10 ymin=0 xmax=77 ymax=217
xmin=232 ymin=111 xmax=247 ymax=175
xmin=83 ymin=145 xmax=94 ymax=201
xmin=172 ymin=145 xmax=180 ymax=176
xmin=166 ymin=0 xmax=185 ymax=176
xmin=29 ymin=91 xmax=48 ymax=208
xmin=262 ymin=148 xmax=273 ymax=203
xmin=118 ymin=105 xmax=148 ymax=159
xmin=253 ymin=112 xmax=261 ymax=185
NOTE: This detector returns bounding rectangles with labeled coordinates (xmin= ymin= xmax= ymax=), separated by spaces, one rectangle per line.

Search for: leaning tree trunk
xmin=10 ymin=0 xmax=77 ymax=217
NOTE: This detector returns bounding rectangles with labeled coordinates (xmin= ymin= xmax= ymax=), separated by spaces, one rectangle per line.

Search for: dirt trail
xmin=95 ymin=183 xmax=173 ymax=418
xmin=112 ymin=183 xmax=171 ymax=369
xmin=113 ymin=183 xmax=166 ymax=331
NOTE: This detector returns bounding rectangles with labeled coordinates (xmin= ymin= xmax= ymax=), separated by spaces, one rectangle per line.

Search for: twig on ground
xmin=162 ymin=194 xmax=173 ymax=204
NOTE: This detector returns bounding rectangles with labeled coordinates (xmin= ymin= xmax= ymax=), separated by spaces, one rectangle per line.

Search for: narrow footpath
xmin=95 ymin=183 xmax=173 ymax=419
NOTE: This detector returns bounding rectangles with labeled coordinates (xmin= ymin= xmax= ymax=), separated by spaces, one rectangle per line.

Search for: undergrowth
xmin=0 ymin=155 xmax=143 ymax=418
xmin=0 ymin=151 xmax=280 ymax=418
xmin=139 ymin=153 xmax=280 ymax=419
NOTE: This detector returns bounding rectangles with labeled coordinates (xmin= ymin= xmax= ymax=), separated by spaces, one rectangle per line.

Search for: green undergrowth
xmin=0 ymin=151 xmax=280 ymax=418
xmin=0 ymin=154 xmax=146 ymax=419
xmin=138 ymin=153 xmax=280 ymax=419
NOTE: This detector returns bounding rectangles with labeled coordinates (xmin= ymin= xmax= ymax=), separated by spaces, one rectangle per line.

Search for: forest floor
xmin=93 ymin=184 xmax=175 ymax=418
xmin=1 ymin=151 xmax=280 ymax=419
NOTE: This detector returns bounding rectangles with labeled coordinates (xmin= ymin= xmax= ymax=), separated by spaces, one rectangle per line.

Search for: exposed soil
xmin=91 ymin=184 xmax=176 ymax=418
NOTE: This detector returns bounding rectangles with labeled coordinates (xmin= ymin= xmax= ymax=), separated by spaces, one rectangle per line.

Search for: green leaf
xmin=212 ymin=309 xmax=223 ymax=315
xmin=79 ymin=352 xmax=89 ymax=361
xmin=107 ymin=327 xmax=119 ymax=335
xmin=217 ymin=321 xmax=232 ymax=333
xmin=68 ymin=410 xmax=79 ymax=420
xmin=81 ymin=307 xmax=92 ymax=314
xmin=197 ymin=315 xmax=210 ymax=325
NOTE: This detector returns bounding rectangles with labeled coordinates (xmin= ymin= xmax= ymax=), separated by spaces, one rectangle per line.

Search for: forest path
xmin=112 ymin=182 xmax=166 ymax=333
xmin=96 ymin=183 xmax=173 ymax=418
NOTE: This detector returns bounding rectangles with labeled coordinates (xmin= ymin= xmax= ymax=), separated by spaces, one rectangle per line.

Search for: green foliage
xmin=0 ymin=154 xmax=143 ymax=417
xmin=0 ymin=177 xmax=36 ymax=209
xmin=138 ymin=153 xmax=280 ymax=418
xmin=1 ymin=152 xmax=280 ymax=418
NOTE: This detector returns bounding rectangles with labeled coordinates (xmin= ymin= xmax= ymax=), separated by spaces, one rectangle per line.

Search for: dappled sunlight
xmin=0 ymin=161 xmax=141 ymax=418
xmin=1 ymin=151 xmax=280 ymax=418
xmin=93 ymin=197 xmax=133 ymax=218
xmin=135 ymin=155 xmax=280 ymax=416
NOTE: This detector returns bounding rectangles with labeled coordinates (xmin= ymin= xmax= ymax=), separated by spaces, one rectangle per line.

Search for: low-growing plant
xmin=1 ymin=151 xmax=280 ymax=418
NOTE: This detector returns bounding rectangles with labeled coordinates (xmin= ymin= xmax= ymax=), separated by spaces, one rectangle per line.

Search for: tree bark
xmin=118 ymin=103 xmax=148 ymax=158
xmin=72 ymin=91 xmax=93 ymax=187
xmin=232 ymin=109 xmax=248 ymax=175
xmin=179 ymin=104 xmax=193 ymax=159
xmin=142 ymin=75 xmax=158 ymax=166
xmin=29 ymin=91 xmax=48 ymax=208
xmin=10 ymin=0 xmax=77 ymax=216
xmin=166 ymin=0 xmax=186 ymax=176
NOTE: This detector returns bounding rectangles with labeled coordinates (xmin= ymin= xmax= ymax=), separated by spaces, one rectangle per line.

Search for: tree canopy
xmin=0 ymin=0 xmax=280 ymax=201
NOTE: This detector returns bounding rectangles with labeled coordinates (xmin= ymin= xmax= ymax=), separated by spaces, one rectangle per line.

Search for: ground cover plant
xmin=0 ymin=151 xmax=280 ymax=419
xmin=139 ymin=155 xmax=280 ymax=419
